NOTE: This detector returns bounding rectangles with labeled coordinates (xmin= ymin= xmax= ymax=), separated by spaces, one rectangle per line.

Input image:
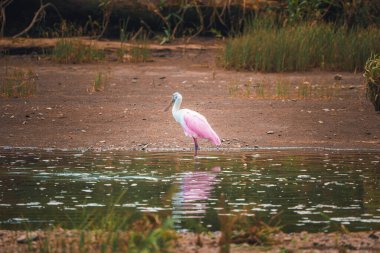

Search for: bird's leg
xmin=193 ymin=137 xmax=199 ymax=157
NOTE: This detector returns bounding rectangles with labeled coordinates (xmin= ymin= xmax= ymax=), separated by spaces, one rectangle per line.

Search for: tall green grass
xmin=223 ymin=19 xmax=380 ymax=72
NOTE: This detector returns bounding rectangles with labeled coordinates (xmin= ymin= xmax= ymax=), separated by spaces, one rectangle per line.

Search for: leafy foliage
xmin=364 ymin=54 xmax=380 ymax=110
xmin=364 ymin=54 xmax=380 ymax=84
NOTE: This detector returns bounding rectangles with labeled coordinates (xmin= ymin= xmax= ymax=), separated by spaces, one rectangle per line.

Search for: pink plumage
xmin=183 ymin=111 xmax=221 ymax=145
xmin=165 ymin=92 xmax=221 ymax=156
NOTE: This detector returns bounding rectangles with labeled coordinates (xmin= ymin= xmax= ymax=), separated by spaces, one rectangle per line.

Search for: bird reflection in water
xmin=172 ymin=166 xmax=221 ymax=228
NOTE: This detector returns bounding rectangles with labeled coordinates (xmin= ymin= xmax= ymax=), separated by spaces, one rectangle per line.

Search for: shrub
xmin=364 ymin=54 xmax=380 ymax=110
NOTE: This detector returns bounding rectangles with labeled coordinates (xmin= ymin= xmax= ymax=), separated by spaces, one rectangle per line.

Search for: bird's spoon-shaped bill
xmin=164 ymin=99 xmax=174 ymax=112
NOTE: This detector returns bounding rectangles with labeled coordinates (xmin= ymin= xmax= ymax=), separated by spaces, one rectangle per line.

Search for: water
xmin=0 ymin=148 xmax=379 ymax=232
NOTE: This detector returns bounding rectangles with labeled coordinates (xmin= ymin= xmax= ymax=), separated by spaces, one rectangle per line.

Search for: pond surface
xmin=0 ymin=148 xmax=379 ymax=232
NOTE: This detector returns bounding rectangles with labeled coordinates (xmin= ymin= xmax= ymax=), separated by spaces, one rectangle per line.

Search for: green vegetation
xmin=93 ymin=72 xmax=105 ymax=92
xmin=228 ymin=78 xmax=340 ymax=99
xmin=230 ymin=215 xmax=281 ymax=245
xmin=37 ymin=20 xmax=88 ymax=38
xmin=52 ymin=39 xmax=105 ymax=64
xmin=88 ymin=71 xmax=107 ymax=93
xmin=32 ymin=214 xmax=176 ymax=253
xmin=2 ymin=0 xmax=380 ymax=41
xmin=223 ymin=19 xmax=380 ymax=72
xmin=117 ymin=41 xmax=151 ymax=63
xmin=364 ymin=54 xmax=380 ymax=110
xmin=32 ymin=192 xmax=177 ymax=253
xmin=129 ymin=42 xmax=150 ymax=63
xmin=14 ymin=210 xmax=283 ymax=253
xmin=2 ymin=1 xmax=379 ymax=71
xmin=12 ymin=191 xmax=283 ymax=253
xmin=276 ymin=80 xmax=290 ymax=98
xmin=0 ymin=67 xmax=37 ymax=97
xmin=127 ymin=215 xmax=176 ymax=253
xmin=218 ymin=194 xmax=281 ymax=253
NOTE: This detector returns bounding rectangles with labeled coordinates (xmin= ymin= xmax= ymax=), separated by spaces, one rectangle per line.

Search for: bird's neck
xmin=172 ymin=98 xmax=182 ymax=116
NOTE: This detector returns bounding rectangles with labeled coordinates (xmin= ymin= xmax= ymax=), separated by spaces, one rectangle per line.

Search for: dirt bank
xmin=0 ymin=38 xmax=379 ymax=152
xmin=1 ymin=229 xmax=379 ymax=252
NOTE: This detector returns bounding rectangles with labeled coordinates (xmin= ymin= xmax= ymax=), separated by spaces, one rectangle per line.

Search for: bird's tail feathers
xmin=209 ymin=131 xmax=222 ymax=146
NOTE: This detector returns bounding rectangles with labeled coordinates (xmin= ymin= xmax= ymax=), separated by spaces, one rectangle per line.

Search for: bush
xmin=364 ymin=54 xmax=380 ymax=110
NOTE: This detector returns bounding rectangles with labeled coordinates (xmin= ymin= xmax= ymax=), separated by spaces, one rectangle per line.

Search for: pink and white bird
xmin=165 ymin=92 xmax=221 ymax=156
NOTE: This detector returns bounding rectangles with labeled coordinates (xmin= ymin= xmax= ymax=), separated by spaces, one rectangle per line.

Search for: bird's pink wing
xmin=183 ymin=111 xmax=221 ymax=145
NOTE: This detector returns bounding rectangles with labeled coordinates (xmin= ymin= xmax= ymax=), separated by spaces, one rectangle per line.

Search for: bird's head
xmin=172 ymin=92 xmax=182 ymax=102
xmin=164 ymin=92 xmax=182 ymax=112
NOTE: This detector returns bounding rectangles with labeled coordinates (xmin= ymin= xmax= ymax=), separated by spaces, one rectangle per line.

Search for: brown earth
xmin=1 ymin=37 xmax=379 ymax=152
xmin=1 ymin=229 xmax=379 ymax=252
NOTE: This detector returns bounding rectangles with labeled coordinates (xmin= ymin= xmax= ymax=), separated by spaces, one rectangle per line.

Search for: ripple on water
xmin=0 ymin=149 xmax=379 ymax=232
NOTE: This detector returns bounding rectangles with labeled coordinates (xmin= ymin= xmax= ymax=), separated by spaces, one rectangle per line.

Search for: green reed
xmin=223 ymin=19 xmax=380 ymax=72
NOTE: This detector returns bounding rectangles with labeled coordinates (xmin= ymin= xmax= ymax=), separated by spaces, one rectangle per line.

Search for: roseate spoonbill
xmin=165 ymin=92 xmax=221 ymax=156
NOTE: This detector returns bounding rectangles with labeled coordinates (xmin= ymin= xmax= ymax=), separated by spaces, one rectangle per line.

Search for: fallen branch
xmin=0 ymin=0 xmax=14 ymax=37
xmin=12 ymin=0 xmax=61 ymax=38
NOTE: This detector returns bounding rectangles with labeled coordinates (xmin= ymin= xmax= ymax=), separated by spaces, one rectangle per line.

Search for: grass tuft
xmin=228 ymin=78 xmax=340 ymax=100
xmin=32 ymin=192 xmax=177 ymax=253
xmin=52 ymin=38 xmax=105 ymax=64
xmin=0 ymin=67 xmax=37 ymax=97
xmin=217 ymin=194 xmax=281 ymax=252
xmin=36 ymin=214 xmax=176 ymax=253
xmin=127 ymin=214 xmax=177 ymax=253
xmin=117 ymin=41 xmax=150 ymax=63
xmin=129 ymin=43 xmax=150 ymax=63
xmin=88 ymin=71 xmax=108 ymax=93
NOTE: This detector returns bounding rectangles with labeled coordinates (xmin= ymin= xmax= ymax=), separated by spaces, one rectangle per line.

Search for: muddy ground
xmin=1 ymin=38 xmax=380 ymax=151
xmin=0 ymin=38 xmax=380 ymax=252
xmin=0 ymin=229 xmax=379 ymax=252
